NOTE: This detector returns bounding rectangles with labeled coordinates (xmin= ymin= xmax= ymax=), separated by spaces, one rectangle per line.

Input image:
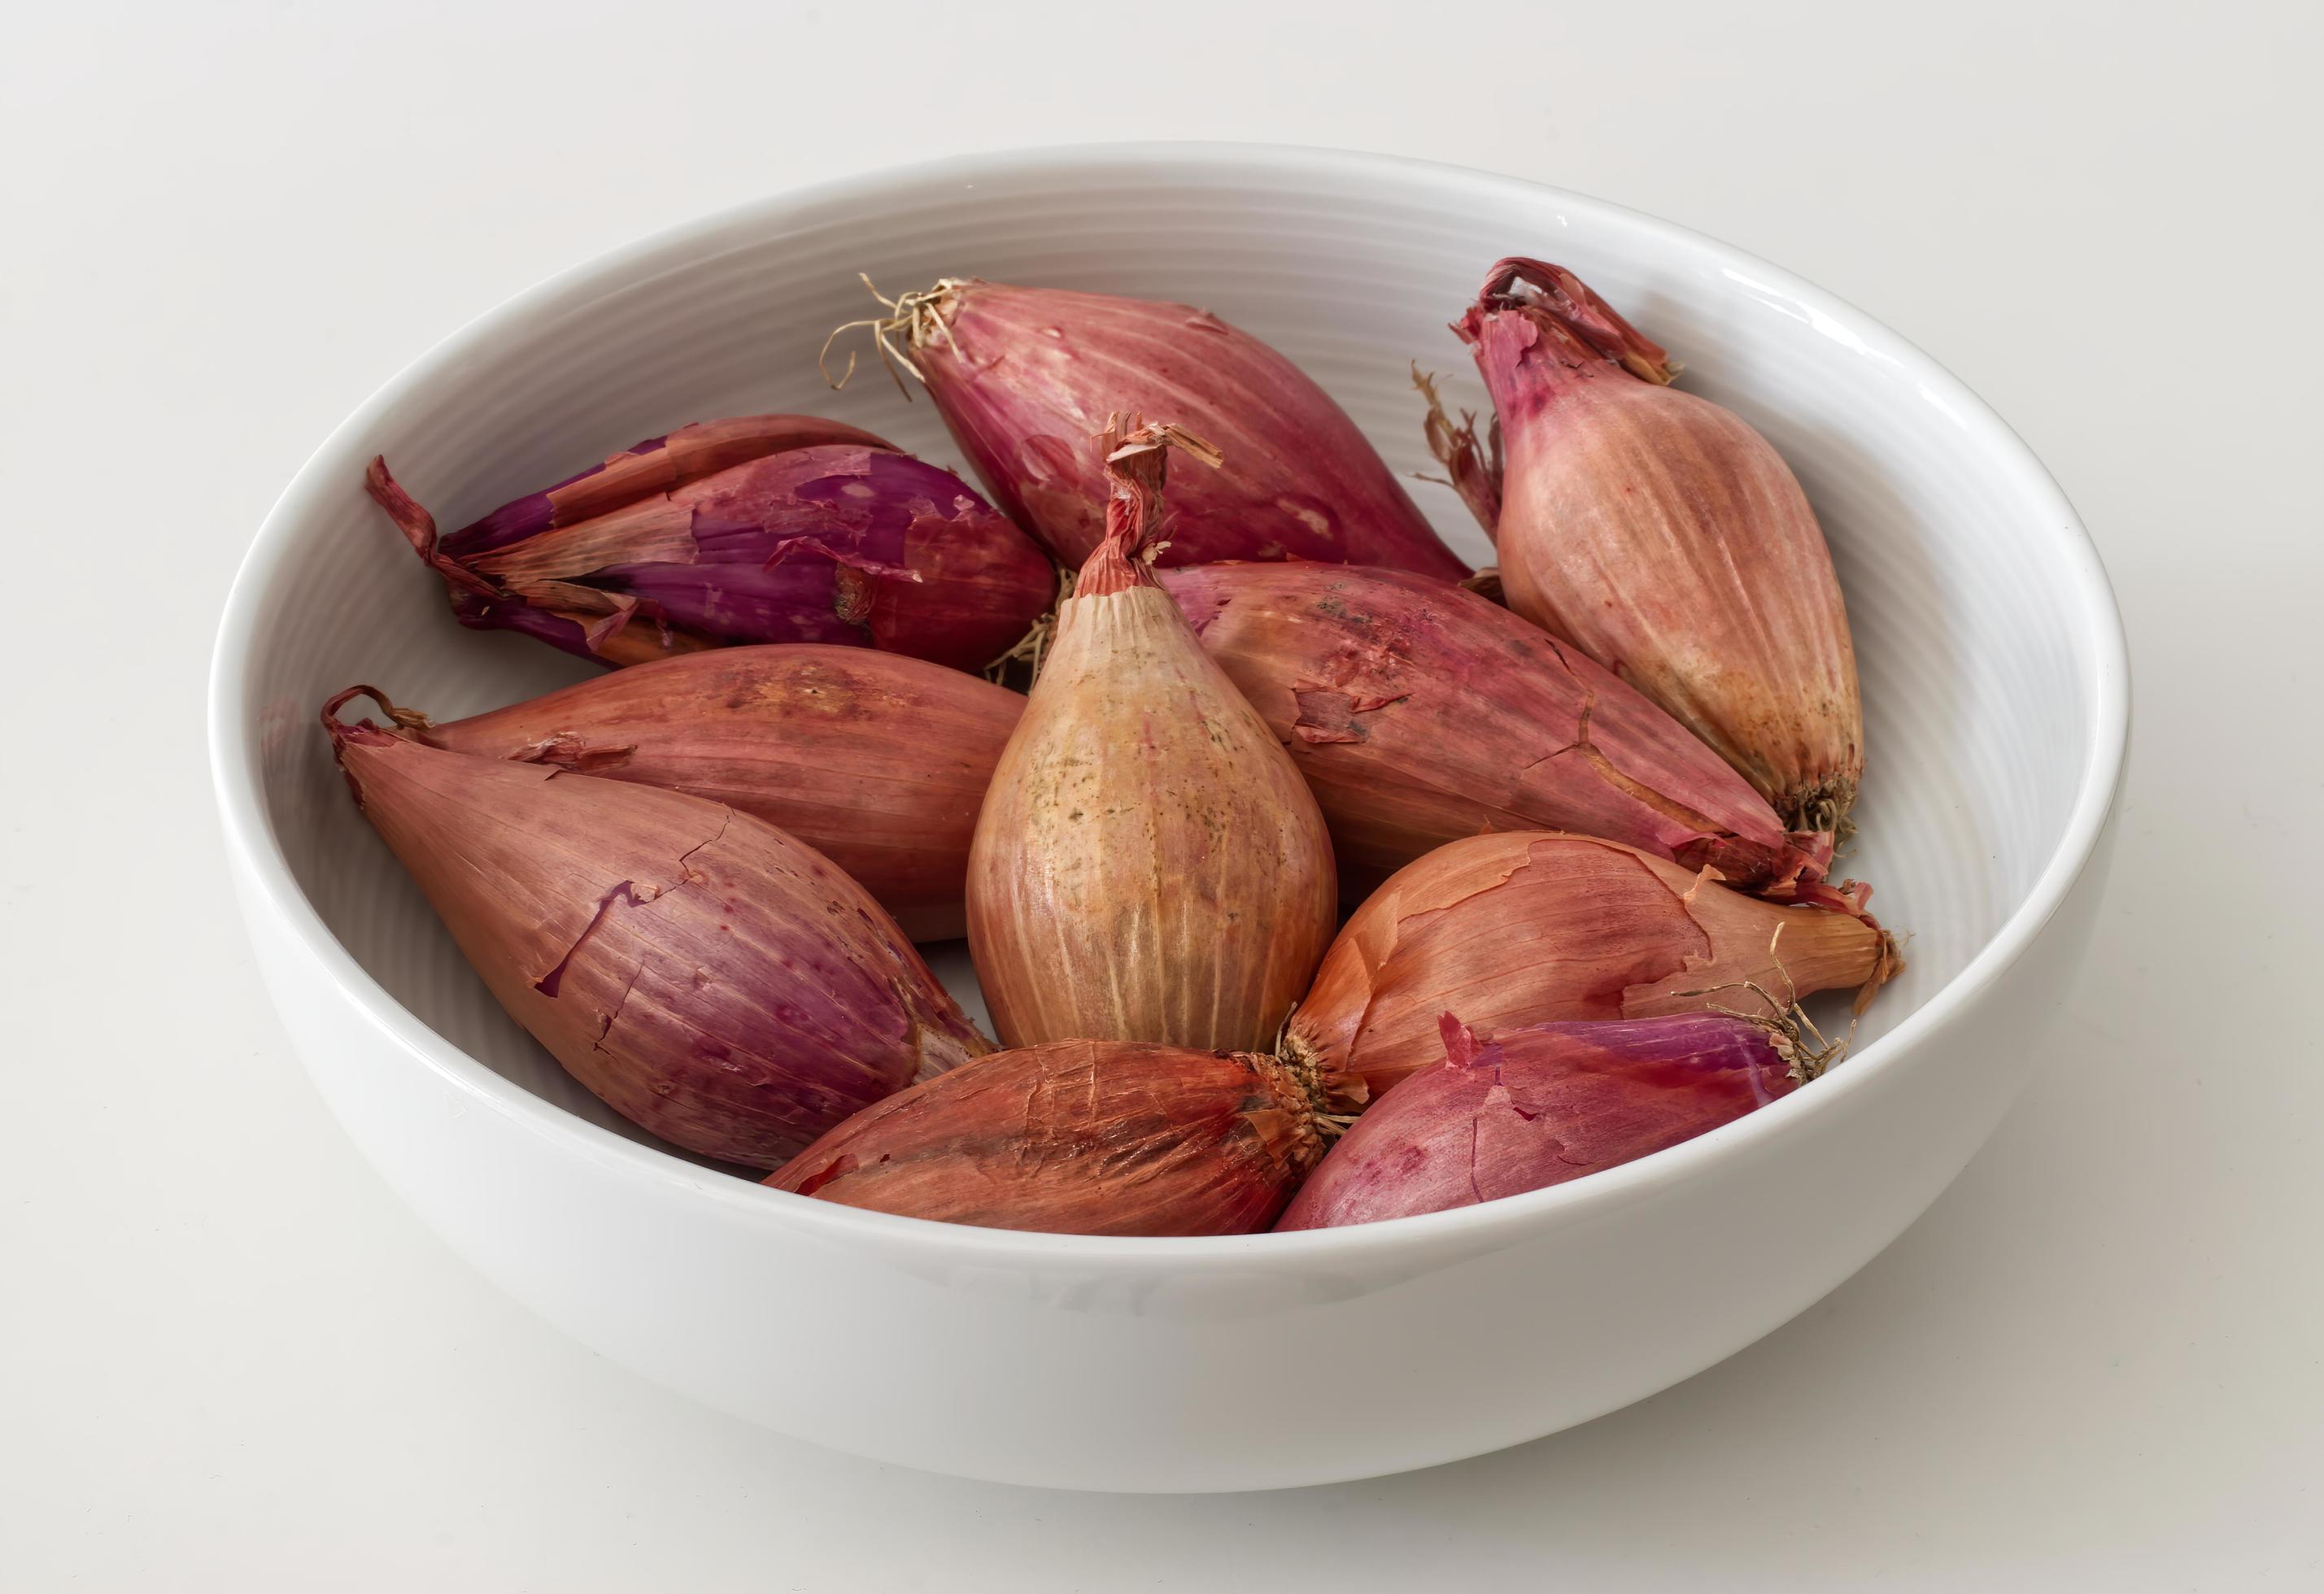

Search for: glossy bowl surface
xmin=211 ymin=143 xmax=2128 ymax=1492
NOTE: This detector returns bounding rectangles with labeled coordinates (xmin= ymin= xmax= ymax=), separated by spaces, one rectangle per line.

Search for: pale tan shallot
xmin=965 ymin=420 xmax=1337 ymax=1052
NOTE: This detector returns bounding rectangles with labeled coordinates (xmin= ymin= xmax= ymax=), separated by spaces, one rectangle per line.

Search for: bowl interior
xmin=224 ymin=149 xmax=2113 ymax=1168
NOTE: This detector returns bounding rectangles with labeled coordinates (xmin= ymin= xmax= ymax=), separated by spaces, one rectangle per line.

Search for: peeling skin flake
xmin=533 ymin=879 xmax=648 ymax=997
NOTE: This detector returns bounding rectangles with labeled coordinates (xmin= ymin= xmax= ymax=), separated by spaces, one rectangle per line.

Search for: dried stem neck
xmin=1661 ymin=927 xmax=1853 ymax=1083
xmin=1473 ymin=258 xmax=1679 ymax=385
xmin=1258 ymin=1049 xmax=1364 ymax=1177
xmin=982 ymin=564 xmax=1076 ymax=687
xmin=364 ymin=458 xmax=500 ymax=600
xmin=320 ymin=684 xmax=432 ymax=744
xmin=1414 ymin=366 xmax=1504 ymax=538
xmin=1271 ymin=1017 xmax=1367 ymax=1124
xmin=1781 ymin=773 xmax=1859 ymax=845
xmin=818 ymin=274 xmax=975 ymax=396
xmin=1075 ymin=416 xmax=1223 ymax=599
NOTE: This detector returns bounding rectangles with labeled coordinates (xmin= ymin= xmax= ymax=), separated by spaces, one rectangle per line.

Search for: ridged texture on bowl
xmin=218 ymin=150 xmax=2120 ymax=1490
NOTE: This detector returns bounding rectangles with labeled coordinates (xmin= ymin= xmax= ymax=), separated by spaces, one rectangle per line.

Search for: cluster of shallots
xmin=331 ymin=261 xmax=1898 ymax=1235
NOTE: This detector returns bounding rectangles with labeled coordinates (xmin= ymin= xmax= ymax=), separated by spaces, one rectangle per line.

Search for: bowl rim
xmin=208 ymin=139 xmax=2130 ymax=1269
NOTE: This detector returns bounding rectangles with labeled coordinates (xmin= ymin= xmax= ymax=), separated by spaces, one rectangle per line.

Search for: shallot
xmin=769 ymin=1039 xmax=1358 ymax=1236
xmin=325 ymin=689 xmax=988 ymax=1167
xmin=831 ymin=277 xmax=1471 ymax=577
xmin=367 ymin=416 xmax=1056 ymax=673
xmin=1278 ymin=1012 xmax=1815 ymax=1229
xmin=375 ymin=647 xmax=1022 ymax=941
xmin=1441 ymin=260 xmax=1864 ymax=831
xmin=1160 ymin=562 xmax=1833 ymax=894
xmin=1282 ymin=831 xmax=1897 ymax=1100
xmin=966 ymin=421 xmax=1337 ymax=1052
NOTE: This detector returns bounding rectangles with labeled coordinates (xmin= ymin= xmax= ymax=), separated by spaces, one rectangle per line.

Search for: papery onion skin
xmin=768 ymin=1040 xmax=1349 ymax=1235
xmin=966 ymin=423 xmax=1338 ymax=1052
xmin=1277 ymin=1013 xmax=1801 ymax=1230
xmin=324 ymin=691 xmax=989 ymax=1168
xmin=395 ymin=647 xmax=1022 ymax=942
xmin=1282 ymin=831 xmax=1898 ymax=1101
xmin=1159 ymin=562 xmax=1833 ymax=895
xmin=366 ymin=421 xmax=1057 ymax=675
xmin=890 ymin=279 xmax=1472 ymax=579
xmin=1450 ymin=260 xmax=1864 ymax=832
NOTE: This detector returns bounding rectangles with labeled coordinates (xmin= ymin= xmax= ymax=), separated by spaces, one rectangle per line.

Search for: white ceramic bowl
xmin=210 ymin=144 xmax=2128 ymax=1492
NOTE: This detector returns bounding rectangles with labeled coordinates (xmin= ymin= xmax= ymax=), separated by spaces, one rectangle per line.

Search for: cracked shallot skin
xmin=1276 ymin=1013 xmax=1803 ymax=1230
xmin=1159 ymin=562 xmax=1833 ymax=896
xmin=769 ymin=1039 xmax=1349 ymax=1235
xmin=1445 ymin=261 xmax=1864 ymax=833
xmin=1282 ymin=831 xmax=1898 ymax=1102
xmin=324 ymin=690 xmax=988 ymax=1168
xmin=365 ymin=415 xmax=1057 ymax=675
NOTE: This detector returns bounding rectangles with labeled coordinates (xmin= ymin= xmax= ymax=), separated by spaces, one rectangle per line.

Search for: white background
xmin=5 ymin=2 xmax=2319 ymax=1587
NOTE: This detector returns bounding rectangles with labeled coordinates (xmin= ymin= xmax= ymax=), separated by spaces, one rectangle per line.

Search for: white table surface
xmin=6 ymin=2 xmax=2319 ymax=1587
